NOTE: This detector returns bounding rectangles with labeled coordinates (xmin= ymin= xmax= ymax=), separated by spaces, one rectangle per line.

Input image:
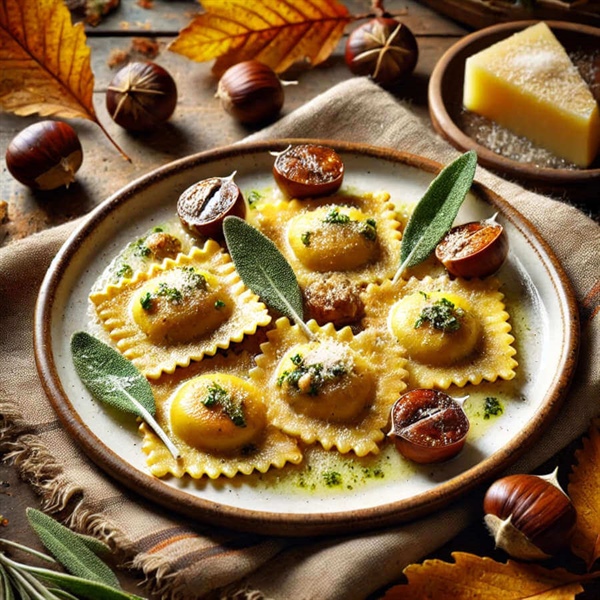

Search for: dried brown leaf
xmin=384 ymin=552 xmax=590 ymax=599
xmin=0 ymin=0 xmax=128 ymax=159
xmin=168 ymin=0 xmax=352 ymax=75
xmin=569 ymin=417 xmax=600 ymax=571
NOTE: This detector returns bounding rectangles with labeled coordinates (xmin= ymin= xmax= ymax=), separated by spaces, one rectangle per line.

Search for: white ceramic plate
xmin=34 ymin=140 xmax=579 ymax=536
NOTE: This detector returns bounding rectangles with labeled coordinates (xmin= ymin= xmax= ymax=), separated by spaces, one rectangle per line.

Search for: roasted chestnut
xmin=5 ymin=120 xmax=83 ymax=190
xmin=435 ymin=215 xmax=509 ymax=279
xmin=272 ymin=144 xmax=344 ymax=198
xmin=388 ymin=389 xmax=469 ymax=463
xmin=177 ymin=173 xmax=246 ymax=239
xmin=303 ymin=274 xmax=364 ymax=327
xmin=106 ymin=61 xmax=177 ymax=131
xmin=345 ymin=18 xmax=418 ymax=87
xmin=483 ymin=470 xmax=577 ymax=560
xmin=216 ymin=60 xmax=284 ymax=124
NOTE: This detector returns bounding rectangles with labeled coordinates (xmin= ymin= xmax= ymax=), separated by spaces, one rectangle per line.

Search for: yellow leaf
xmin=569 ymin=417 xmax=600 ymax=571
xmin=168 ymin=0 xmax=352 ymax=75
xmin=384 ymin=552 xmax=587 ymax=599
xmin=0 ymin=0 xmax=128 ymax=159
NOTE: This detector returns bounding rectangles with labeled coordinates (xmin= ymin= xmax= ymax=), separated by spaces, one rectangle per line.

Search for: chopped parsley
xmin=415 ymin=297 xmax=465 ymax=332
xmin=214 ymin=299 xmax=226 ymax=309
xmin=322 ymin=209 xmax=377 ymax=242
xmin=301 ymin=231 xmax=312 ymax=247
xmin=116 ymin=263 xmax=133 ymax=279
xmin=156 ymin=282 xmax=183 ymax=304
xmin=277 ymin=353 xmax=348 ymax=396
xmin=323 ymin=471 xmax=343 ymax=487
xmin=323 ymin=208 xmax=351 ymax=225
xmin=139 ymin=292 xmax=153 ymax=311
xmin=483 ymin=397 xmax=504 ymax=419
xmin=133 ymin=238 xmax=151 ymax=258
xmin=202 ymin=381 xmax=246 ymax=427
xmin=247 ymin=190 xmax=263 ymax=208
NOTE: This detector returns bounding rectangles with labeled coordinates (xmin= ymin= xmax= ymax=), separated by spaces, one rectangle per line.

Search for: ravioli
xmin=247 ymin=191 xmax=402 ymax=287
xmin=90 ymin=240 xmax=271 ymax=378
xmin=362 ymin=275 xmax=517 ymax=388
xmin=141 ymin=351 xmax=302 ymax=479
xmin=251 ymin=318 xmax=409 ymax=456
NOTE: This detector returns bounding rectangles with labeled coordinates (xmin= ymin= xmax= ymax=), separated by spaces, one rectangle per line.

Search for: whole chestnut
xmin=5 ymin=120 xmax=83 ymax=190
xmin=345 ymin=18 xmax=418 ymax=87
xmin=177 ymin=173 xmax=246 ymax=239
xmin=216 ymin=60 xmax=284 ymax=125
xmin=106 ymin=61 xmax=177 ymax=131
xmin=483 ymin=470 xmax=577 ymax=560
xmin=272 ymin=144 xmax=344 ymax=198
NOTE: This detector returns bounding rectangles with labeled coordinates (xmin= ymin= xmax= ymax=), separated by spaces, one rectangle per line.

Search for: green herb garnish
xmin=202 ymin=382 xmax=246 ymax=427
xmin=323 ymin=208 xmax=350 ymax=225
xmin=300 ymin=231 xmax=312 ymax=246
xmin=323 ymin=471 xmax=343 ymax=487
xmin=394 ymin=150 xmax=477 ymax=282
xmin=223 ymin=216 xmax=312 ymax=339
xmin=215 ymin=299 xmax=226 ymax=309
xmin=247 ymin=189 xmax=263 ymax=207
xmin=133 ymin=238 xmax=151 ymax=258
xmin=116 ymin=263 xmax=133 ymax=279
xmin=71 ymin=331 xmax=179 ymax=459
xmin=414 ymin=297 xmax=465 ymax=332
xmin=483 ymin=397 xmax=504 ymax=419
xmin=277 ymin=353 xmax=348 ymax=396
xmin=156 ymin=282 xmax=183 ymax=304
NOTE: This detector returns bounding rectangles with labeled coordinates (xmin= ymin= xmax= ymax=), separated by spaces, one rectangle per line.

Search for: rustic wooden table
xmin=1 ymin=1 xmax=597 ymax=598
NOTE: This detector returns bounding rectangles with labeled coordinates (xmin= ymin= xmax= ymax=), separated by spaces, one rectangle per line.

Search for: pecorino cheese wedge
xmin=463 ymin=22 xmax=600 ymax=167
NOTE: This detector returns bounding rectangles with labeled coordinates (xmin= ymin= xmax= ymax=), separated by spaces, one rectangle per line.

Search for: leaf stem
xmin=0 ymin=539 xmax=56 ymax=565
xmin=121 ymin=389 xmax=181 ymax=460
xmin=94 ymin=118 xmax=132 ymax=163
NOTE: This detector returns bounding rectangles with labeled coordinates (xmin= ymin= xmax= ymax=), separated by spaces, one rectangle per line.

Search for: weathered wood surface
xmin=1 ymin=2 xmax=598 ymax=598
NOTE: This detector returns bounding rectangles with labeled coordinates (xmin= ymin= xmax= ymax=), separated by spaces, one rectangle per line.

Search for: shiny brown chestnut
xmin=273 ymin=144 xmax=344 ymax=198
xmin=216 ymin=60 xmax=284 ymax=125
xmin=106 ymin=61 xmax=177 ymax=131
xmin=388 ymin=389 xmax=469 ymax=463
xmin=483 ymin=470 xmax=577 ymax=560
xmin=345 ymin=18 xmax=418 ymax=87
xmin=177 ymin=173 xmax=246 ymax=239
xmin=5 ymin=120 xmax=83 ymax=190
xmin=435 ymin=215 xmax=509 ymax=279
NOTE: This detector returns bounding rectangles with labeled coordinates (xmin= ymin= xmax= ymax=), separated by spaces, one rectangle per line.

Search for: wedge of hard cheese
xmin=463 ymin=22 xmax=600 ymax=167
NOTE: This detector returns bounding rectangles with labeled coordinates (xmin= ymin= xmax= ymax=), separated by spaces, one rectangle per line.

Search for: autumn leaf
xmin=383 ymin=552 xmax=594 ymax=599
xmin=569 ymin=417 xmax=600 ymax=571
xmin=168 ymin=0 xmax=353 ymax=75
xmin=0 ymin=0 xmax=128 ymax=159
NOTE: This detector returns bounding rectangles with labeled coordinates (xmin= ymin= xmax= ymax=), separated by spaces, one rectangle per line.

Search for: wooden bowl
xmin=428 ymin=21 xmax=600 ymax=199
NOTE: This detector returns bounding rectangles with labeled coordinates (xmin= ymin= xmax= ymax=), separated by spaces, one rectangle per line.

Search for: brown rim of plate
xmin=428 ymin=20 xmax=600 ymax=190
xmin=33 ymin=139 xmax=580 ymax=537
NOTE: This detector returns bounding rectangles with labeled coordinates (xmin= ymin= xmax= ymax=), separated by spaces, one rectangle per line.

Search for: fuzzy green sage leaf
xmin=393 ymin=150 xmax=477 ymax=282
xmin=223 ymin=216 xmax=313 ymax=339
xmin=71 ymin=331 xmax=180 ymax=459
xmin=26 ymin=509 xmax=118 ymax=588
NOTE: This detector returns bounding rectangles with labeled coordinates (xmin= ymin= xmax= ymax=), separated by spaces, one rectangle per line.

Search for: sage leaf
xmin=393 ymin=150 xmax=477 ymax=282
xmin=223 ymin=216 xmax=313 ymax=339
xmin=26 ymin=509 xmax=119 ymax=589
xmin=71 ymin=331 xmax=180 ymax=459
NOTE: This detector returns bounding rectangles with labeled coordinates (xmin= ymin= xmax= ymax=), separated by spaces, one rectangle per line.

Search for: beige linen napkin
xmin=1 ymin=78 xmax=599 ymax=600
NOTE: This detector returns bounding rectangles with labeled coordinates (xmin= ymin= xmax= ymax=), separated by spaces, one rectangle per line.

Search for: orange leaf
xmin=0 ymin=0 xmax=128 ymax=158
xmin=168 ymin=0 xmax=352 ymax=75
xmin=569 ymin=417 xmax=600 ymax=571
xmin=384 ymin=552 xmax=588 ymax=599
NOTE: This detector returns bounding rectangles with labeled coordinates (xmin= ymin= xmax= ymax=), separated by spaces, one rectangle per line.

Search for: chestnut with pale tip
xmin=5 ymin=120 xmax=83 ymax=191
xmin=483 ymin=469 xmax=577 ymax=560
